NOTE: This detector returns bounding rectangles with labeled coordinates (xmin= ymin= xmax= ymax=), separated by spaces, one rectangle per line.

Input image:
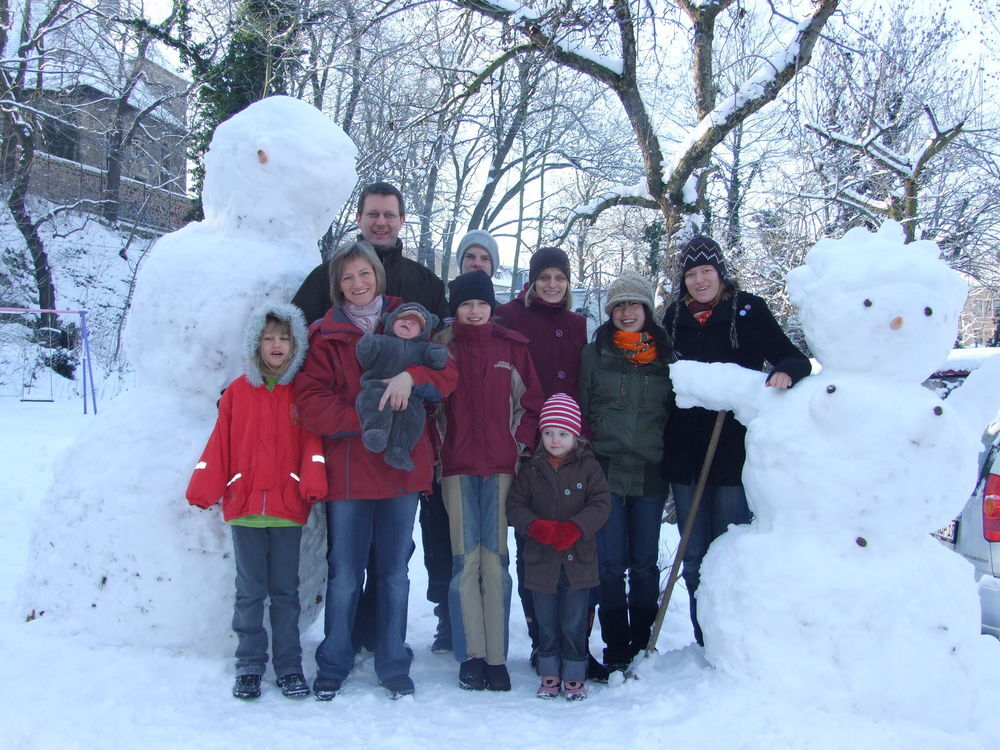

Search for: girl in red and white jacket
xmin=437 ymin=270 xmax=544 ymax=692
xmin=186 ymin=302 xmax=327 ymax=702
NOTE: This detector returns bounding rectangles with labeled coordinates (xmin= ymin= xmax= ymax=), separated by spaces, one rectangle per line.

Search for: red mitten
xmin=528 ymin=519 xmax=558 ymax=545
xmin=552 ymin=521 xmax=582 ymax=551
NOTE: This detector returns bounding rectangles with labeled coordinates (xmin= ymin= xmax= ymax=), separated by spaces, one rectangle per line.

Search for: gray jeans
xmin=231 ymin=524 xmax=303 ymax=677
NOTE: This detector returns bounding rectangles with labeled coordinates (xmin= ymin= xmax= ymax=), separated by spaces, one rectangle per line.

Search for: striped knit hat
xmin=680 ymin=234 xmax=727 ymax=279
xmin=539 ymin=393 xmax=582 ymax=437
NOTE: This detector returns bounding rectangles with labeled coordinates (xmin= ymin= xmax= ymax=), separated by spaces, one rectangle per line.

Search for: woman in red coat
xmin=295 ymin=241 xmax=458 ymax=700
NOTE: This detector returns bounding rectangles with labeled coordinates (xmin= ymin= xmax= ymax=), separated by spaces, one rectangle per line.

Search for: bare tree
xmin=450 ymin=0 xmax=838 ymax=251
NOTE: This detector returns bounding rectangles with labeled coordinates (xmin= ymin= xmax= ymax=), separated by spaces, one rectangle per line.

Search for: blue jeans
xmin=671 ymin=482 xmax=750 ymax=645
xmin=231 ymin=525 xmax=303 ymax=677
xmin=442 ymin=473 xmax=513 ymax=665
xmin=596 ymin=493 xmax=666 ymax=611
xmin=316 ymin=494 xmax=419 ymax=682
xmin=532 ymin=569 xmax=589 ymax=682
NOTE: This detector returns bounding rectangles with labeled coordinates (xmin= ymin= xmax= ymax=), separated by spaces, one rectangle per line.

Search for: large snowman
xmin=20 ymin=96 xmax=357 ymax=654
xmin=670 ymin=221 xmax=1000 ymax=728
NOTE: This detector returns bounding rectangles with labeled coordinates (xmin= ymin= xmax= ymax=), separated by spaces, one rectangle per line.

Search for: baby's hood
xmin=384 ymin=302 xmax=438 ymax=342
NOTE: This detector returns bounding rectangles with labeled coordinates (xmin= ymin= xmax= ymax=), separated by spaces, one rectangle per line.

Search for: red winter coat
xmin=438 ymin=321 xmax=544 ymax=478
xmin=295 ymin=298 xmax=459 ymax=501
xmin=186 ymin=376 xmax=327 ymax=524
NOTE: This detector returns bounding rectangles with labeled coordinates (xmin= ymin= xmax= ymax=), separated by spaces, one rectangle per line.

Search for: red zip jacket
xmin=438 ymin=322 xmax=544 ymax=478
xmin=186 ymin=376 xmax=327 ymax=523
xmin=295 ymin=297 xmax=459 ymax=501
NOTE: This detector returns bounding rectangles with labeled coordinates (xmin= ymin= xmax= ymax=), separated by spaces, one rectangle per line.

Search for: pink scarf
xmin=343 ymin=296 xmax=383 ymax=333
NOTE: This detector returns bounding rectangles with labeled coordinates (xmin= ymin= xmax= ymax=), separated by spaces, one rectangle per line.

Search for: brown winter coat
xmin=506 ymin=447 xmax=611 ymax=594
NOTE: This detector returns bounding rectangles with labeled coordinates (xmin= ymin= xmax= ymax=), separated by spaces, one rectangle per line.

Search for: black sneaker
xmin=458 ymin=657 xmax=487 ymax=690
xmin=232 ymin=674 xmax=262 ymax=700
xmin=484 ymin=663 xmax=511 ymax=692
xmin=276 ymin=673 xmax=310 ymax=699
xmin=380 ymin=674 xmax=415 ymax=699
xmin=312 ymin=676 xmax=342 ymax=701
xmin=587 ymin=654 xmax=610 ymax=683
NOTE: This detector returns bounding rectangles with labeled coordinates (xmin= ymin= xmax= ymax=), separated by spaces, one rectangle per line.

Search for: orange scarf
xmin=613 ymin=330 xmax=657 ymax=365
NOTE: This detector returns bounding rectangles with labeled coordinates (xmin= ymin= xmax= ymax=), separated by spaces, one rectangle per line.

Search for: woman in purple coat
xmin=494 ymin=247 xmax=600 ymax=676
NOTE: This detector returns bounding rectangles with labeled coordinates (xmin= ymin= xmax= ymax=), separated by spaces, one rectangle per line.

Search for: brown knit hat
xmin=604 ymin=271 xmax=655 ymax=316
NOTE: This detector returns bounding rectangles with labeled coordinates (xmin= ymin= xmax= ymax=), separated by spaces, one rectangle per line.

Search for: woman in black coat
xmin=662 ymin=235 xmax=810 ymax=646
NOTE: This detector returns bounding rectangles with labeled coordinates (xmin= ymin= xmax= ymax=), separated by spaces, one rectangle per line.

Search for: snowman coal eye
xmin=863 ymin=299 xmax=873 ymax=308
xmin=924 ymin=307 xmax=933 ymax=316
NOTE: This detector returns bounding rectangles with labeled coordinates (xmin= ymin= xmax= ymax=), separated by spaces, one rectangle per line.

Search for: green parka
xmin=579 ymin=342 xmax=674 ymax=496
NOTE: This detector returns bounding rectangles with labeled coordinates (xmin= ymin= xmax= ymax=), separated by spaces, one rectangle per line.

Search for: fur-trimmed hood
xmin=383 ymin=302 xmax=437 ymax=342
xmin=244 ymin=301 xmax=309 ymax=386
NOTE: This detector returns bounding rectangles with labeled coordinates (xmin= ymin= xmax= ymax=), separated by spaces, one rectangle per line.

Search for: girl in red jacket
xmin=437 ymin=270 xmax=544 ymax=692
xmin=186 ymin=302 xmax=327 ymax=702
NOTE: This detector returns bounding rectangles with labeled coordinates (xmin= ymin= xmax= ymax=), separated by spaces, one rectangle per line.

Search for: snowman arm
xmin=669 ymin=360 xmax=767 ymax=425
xmin=946 ymin=354 xmax=1000 ymax=434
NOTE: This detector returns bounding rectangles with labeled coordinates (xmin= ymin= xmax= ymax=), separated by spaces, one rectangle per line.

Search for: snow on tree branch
xmin=663 ymin=0 xmax=839 ymax=212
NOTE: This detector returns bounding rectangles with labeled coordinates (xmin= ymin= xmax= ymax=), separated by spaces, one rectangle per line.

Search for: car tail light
xmin=984 ymin=474 xmax=1000 ymax=542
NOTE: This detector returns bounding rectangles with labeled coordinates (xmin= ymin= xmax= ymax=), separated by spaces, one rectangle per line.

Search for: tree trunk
xmin=6 ymin=115 xmax=57 ymax=329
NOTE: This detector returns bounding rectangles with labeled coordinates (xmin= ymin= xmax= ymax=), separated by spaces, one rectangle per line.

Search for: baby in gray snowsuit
xmin=355 ymin=302 xmax=448 ymax=471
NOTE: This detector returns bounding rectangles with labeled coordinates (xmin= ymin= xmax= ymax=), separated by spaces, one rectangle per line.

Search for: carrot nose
xmin=890 ymin=316 xmax=904 ymax=330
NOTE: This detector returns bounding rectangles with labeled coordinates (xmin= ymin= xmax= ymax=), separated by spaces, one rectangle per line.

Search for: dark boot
xmin=628 ymin=606 xmax=660 ymax=657
xmin=459 ymin=658 xmax=487 ymax=690
xmin=598 ymin=607 xmax=631 ymax=671
xmin=430 ymin=603 xmax=452 ymax=653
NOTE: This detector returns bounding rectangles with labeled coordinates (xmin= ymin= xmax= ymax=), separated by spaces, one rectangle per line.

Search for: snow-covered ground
xmin=2 ymin=396 xmax=999 ymax=749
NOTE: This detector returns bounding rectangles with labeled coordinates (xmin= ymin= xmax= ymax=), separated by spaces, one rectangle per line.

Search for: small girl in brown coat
xmin=506 ymin=394 xmax=611 ymax=701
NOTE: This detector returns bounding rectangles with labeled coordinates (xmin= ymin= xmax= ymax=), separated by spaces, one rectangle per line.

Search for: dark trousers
xmin=231 ymin=524 xmax=303 ymax=678
xmin=514 ymin=531 xmax=540 ymax=648
xmin=532 ymin=569 xmax=589 ymax=682
xmin=420 ymin=482 xmax=452 ymax=617
xmin=670 ymin=482 xmax=750 ymax=646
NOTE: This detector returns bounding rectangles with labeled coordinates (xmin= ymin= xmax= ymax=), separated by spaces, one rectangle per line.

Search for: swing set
xmin=0 ymin=307 xmax=98 ymax=414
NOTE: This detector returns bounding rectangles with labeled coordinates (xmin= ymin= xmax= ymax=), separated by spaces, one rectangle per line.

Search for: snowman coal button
xmin=826 ymin=385 xmax=837 ymax=394
xmin=933 ymin=406 xmax=943 ymax=416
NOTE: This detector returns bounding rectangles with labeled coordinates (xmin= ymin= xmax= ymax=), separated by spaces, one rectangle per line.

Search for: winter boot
xmin=628 ymin=606 xmax=660 ymax=657
xmin=459 ymin=657 xmax=487 ymax=690
xmin=232 ymin=673 xmax=262 ymax=700
xmin=380 ymin=674 xmax=415 ymax=699
xmin=536 ymin=675 xmax=561 ymax=699
xmin=275 ymin=672 xmax=310 ymax=699
xmin=431 ymin=605 xmax=452 ymax=653
xmin=484 ymin=663 xmax=511 ymax=692
xmin=312 ymin=676 xmax=343 ymax=701
xmin=598 ymin=606 xmax=632 ymax=672
xmin=563 ymin=680 xmax=588 ymax=701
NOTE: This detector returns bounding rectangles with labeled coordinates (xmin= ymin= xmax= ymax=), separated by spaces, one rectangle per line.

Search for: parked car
xmin=928 ymin=348 xmax=1000 ymax=638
